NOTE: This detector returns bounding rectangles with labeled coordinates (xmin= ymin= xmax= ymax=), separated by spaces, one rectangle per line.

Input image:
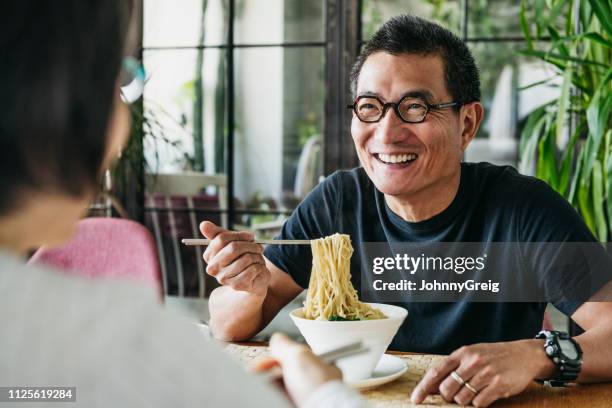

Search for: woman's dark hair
xmin=0 ymin=0 xmax=134 ymax=214
xmin=351 ymin=14 xmax=481 ymax=107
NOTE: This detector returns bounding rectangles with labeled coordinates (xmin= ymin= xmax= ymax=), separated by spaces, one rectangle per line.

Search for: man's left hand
xmin=411 ymin=340 xmax=555 ymax=407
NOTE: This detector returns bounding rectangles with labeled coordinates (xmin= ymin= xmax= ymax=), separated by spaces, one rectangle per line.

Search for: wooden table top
xmin=378 ymin=352 xmax=612 ymax=408
xmin=227 ymin=343 xmax=612 ymax=407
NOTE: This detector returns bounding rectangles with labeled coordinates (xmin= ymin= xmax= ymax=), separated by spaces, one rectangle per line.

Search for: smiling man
xmin=201 ymin=15 xmax=612 ymax=407
xmin=348 ymin=51 xmax=474 ymax=223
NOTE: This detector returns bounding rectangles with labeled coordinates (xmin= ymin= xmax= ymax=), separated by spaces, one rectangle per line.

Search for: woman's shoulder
xmin=0 ymin=253 xmax=290 ymax=407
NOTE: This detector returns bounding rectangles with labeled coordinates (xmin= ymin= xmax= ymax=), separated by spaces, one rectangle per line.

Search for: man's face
xmin=351 ymin=52 xmax=466 ymax=199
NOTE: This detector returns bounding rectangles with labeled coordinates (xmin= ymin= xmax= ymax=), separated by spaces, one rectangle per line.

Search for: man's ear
xmin=459 ymin=102 xmax=484 ymax=150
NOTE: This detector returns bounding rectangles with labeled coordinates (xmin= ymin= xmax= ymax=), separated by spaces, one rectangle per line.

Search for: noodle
xmin=303 ymin=233 xmax=387 ymax=321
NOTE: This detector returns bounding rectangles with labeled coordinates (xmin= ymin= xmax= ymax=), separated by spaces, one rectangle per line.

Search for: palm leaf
xmin=520 ymin=0 xmax=534 ymax=49
xmin=559 ymin=121 xmax=583 ymax=196
xmin=520 ymin=114 xmax=549 ymax=175
xmin=544 ymin=0 xmax=567 ymax=30
xmin=535 ymin=0 xmax=545 ymax=37
xmin=592 ymin=160 xmax=608 ymax=241
xmin=587 ymin=0 xmax=612 ymax=38
xmin=520 ymin=49 xmax=609 ymax=67
xmin=537 ymin=118 xmax=559 ymax=189
xmin=519 ymin=104 xmax=548 ymax=154
xmin=556 ymin=65 xmax=573 ymax=147
xmin=578 ymin=180 xmax=597 ymax=235
xmin=606 ymin=130 xmax=612 ymax=233
xmin=569 ymin=146 xmax=585 ymax=204
xmin=518 ymin=76 xmax=560 ymax=91
xmin=547 ymin=26 xmax=570 ymax=57
xmin=582 ymin=68 xmax=612 ymax=186
xmin=549 ymin=32 xmax=611 ymax=50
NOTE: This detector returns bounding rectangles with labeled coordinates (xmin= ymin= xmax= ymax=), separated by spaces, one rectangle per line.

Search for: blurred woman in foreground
xmin=0 ymin=1 xmax=364 ymax=407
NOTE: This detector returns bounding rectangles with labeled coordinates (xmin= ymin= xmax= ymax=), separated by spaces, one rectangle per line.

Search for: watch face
xmin=559 ymin=340 xmax=578 ymax=359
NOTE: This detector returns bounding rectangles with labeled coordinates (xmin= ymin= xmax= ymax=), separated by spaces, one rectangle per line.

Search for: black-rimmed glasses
xmin=347 ymin=95 xmax=461 ymax=124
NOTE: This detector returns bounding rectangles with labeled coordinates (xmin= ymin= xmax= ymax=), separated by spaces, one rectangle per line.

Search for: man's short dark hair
xmin=350 ymin=14 xmax=481 ymax=106
xmin=0 ymin=0 xmax=134 ymax=215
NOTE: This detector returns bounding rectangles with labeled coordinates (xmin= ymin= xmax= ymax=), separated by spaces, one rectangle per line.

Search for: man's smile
xmin=373 ymin=152 xmax=419 ymax=167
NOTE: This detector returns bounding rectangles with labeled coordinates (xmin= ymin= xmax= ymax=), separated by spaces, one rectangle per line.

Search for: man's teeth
xmin=377 ymin=153 xmax=418 ymax=164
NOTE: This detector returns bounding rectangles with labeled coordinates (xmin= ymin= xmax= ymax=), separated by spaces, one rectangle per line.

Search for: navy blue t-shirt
xmin=264 ymin=162 xmax=610 ymax=354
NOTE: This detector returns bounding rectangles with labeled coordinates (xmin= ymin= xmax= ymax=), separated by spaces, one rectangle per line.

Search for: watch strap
xmin=535 ymin=330 xmax=582 ymax=386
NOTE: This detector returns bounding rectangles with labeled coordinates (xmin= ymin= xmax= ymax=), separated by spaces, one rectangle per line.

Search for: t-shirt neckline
xmin=382 ymin=163 xmax=471 ymax=233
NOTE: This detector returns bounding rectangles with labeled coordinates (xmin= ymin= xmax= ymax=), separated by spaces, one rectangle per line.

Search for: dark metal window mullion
xmin=324 ymin=0 xmax=361 ymax=175
xmin=226 ymin=0 xmax=235 ymax=230
xmin=460 ymin=0 xmax=468 ymax=163
xmin=143 ymin=207 xmax=294 ymax=216
xmin=143 ymin=42 xmax=326 ymax=51
xmin=465 ymin=36 xmax=552 ymax=43
xmin=461 ymin=0 xmax=468 ymax=41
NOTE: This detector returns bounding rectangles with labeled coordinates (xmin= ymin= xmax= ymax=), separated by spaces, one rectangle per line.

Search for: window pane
xmin=361 ymin=0 xmax=461 ymax=40
xmin=233 ymin=47 xmax=325 ymax=229
xmin=143 ymin=49 xmax=226 ymax=173
xmin=467 ymin=0 xmax=570 ymax=39
xmin=467 ymin=0 xmax=521 ymax=39
xmin=465 ymin=42 xmax=560 ymax=168
xmin=144 ymin=0 xmax=228 ymax=47
xmin=235 ymin=0 xmax=324 ymax=45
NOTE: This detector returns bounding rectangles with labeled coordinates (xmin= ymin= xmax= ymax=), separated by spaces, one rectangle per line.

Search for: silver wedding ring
xmin=450 ymin=370 xmax=465 ymax=386
xmin=464 ymin=381 xmax=478 ymax=394
xmin=451 ymin=371 xmax=479 ymax=395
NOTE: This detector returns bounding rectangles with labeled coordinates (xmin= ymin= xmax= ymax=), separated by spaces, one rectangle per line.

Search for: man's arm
xmin=206 ymin=170 xmax=341 ymax=341
xmin=209 ymin=258 xmax=302 ymax=341
xmin=411 ymin=296 xmax=612 ymax=407
xmin=570 ymin=297 xmax=612 ymax=382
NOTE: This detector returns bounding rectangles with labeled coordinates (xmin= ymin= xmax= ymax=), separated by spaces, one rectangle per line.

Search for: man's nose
xmin=373 ymin=106 xmax=406 ymax=144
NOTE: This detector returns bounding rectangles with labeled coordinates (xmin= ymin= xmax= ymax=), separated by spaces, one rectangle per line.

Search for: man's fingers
xmin=462 ymin=367 xmax=490 ymax=393
xmin=471 ymin=383 xmax=499 ymax=408
xmin=221 ymin=263 xmax=264 ymax=290
xmin=208 ymin=242 xmax=263 ymax=272
xmin=437 ymin=366 xmax=475 ymax=403
xmin=208 ymin=251 xmax=264 ymax=279
xmin=411 ymin=357 xmax=459 ymax=404
xmin=438 ymin=349 xmax=486 ymax=403
xmin=199 ymin=220 xmax=224 ymax=239
xmin=452 ymin=369 xmax=490 ymax=406
xmin=202 ymin=231 xmax=255 ymax=262
xmin=453 ymin=384 xmax=479 ymax=406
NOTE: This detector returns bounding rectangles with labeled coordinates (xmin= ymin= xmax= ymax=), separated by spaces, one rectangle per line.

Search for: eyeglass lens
xmin=355 ymin=97 xmax=427 ymax=123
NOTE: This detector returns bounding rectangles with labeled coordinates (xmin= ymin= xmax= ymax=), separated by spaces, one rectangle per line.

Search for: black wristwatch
xmin=534 ymin=330 xmax=583 ymax=387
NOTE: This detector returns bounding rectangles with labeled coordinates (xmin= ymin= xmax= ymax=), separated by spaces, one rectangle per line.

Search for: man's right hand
xmin=200 ymin=221 xmax=271 ymax=297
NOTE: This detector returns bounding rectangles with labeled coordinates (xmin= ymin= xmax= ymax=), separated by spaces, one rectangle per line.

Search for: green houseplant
xmin=519 ymin=0 xmax=611 ymax=241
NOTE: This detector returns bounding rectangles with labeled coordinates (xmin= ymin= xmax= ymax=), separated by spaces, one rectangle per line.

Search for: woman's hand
xmin=264 ymin=333 xmax=342 ymax=407
xmin=411 ymin=339 xmax=555 ymax=407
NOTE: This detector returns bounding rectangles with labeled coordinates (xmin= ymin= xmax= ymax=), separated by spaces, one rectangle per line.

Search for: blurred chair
xmin=464 ymin=65 xmax=517 ymax=167
xmin=145 ymin=172 xmax=227 ymax=298
xmin=293 ymin=135 xmax=322 ymax=200
xmin=28 ymin=217 xmax=163 ymax=298
xmin=252 ymin=136 xmax=322 ymax=238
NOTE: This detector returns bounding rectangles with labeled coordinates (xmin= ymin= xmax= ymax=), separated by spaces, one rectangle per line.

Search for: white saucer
xmin=345 ymin=354 xmax=407 ymax=390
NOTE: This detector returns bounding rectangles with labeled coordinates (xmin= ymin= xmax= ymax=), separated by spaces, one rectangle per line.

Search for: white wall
xmin=233 ymin=0 xmax=284 ymax=204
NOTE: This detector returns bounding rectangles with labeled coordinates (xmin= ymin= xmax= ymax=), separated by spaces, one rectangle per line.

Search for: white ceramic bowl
xmin=290 ymin=303 xmax=408 ymax=381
